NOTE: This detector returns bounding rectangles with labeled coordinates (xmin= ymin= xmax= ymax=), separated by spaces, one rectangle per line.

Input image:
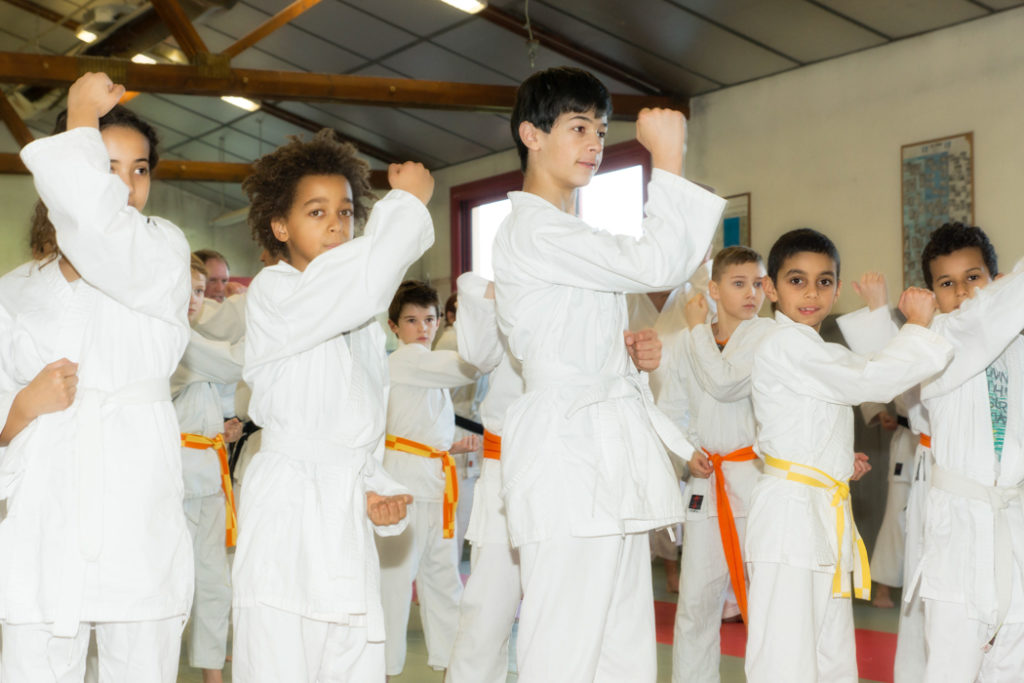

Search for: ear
xmin=518 ymin=120 xmax=544 ymax=152
xmin=834 ymin=278 xmax=843 ymax=300
xmin=762 ymin=276 xmax=779 ymax=303
xmin=387 ymin=319 xmax=399 ymax=334
xmin=270 ymin=217 xmax=289 ymax=243
xmin=708 ymin=279 xmax=721 ymax=303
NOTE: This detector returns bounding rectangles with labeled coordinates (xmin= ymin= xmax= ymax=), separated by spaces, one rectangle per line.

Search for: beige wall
xmin=685 ymin=7 xmax=1024 ymax=313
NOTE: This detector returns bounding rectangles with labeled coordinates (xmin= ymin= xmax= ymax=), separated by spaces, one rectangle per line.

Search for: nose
xmin=955 ymin=281 xmax=968 ymax=298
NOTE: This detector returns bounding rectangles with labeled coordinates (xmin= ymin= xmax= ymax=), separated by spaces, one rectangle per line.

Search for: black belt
xmin=455 ymin=414 xmax=484 ymax=435
xmin=897 ymin=415 xmax=910 ymax=429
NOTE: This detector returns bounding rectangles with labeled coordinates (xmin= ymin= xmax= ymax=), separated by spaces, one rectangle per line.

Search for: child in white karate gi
xmin=447 ymin=273 xmax=663 ymax=683
xmin=231 ymin=130 xmax=432 ymax=682
xmin=0 ymin=72 xmax=195 ymax=682
xmin=911 ymin=224 xmax=1024 ymax=680
xmin=744 ymin=228 xmax=953 ymax=683
xmin=492 ymin=66 xmax=726 ymax=681
xmin=174 ymin=256 xmax=245 ymax=683
xmin=670 ymin=246 xmax=772 ymax=683
xmin=377 ymin=280 xmax=481 ymax=676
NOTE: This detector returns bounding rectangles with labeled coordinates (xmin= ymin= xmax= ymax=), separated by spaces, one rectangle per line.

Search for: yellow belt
xmin=181 ymin=433 xmax=238 ymax=547
xmin=386 ymin=434 xmax=458 ymax=539
xmin=764 ymin=454 xmax=870 ymax=600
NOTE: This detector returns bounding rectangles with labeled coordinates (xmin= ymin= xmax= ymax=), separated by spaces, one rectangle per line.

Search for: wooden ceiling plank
xmin=477 ymin=5 xmax=668 ymax=96
xmin=0 ymin=153 xmax=389 ymax=187
xmin=223 ymin=0 xmax=323 ymax=59
xmin=149 ymin=0 xmax=209 ymax=59
xmin=0 ymin=89 xmax=33 ymax=147
xmin=0 ymin=52 xmax=679 ymax=116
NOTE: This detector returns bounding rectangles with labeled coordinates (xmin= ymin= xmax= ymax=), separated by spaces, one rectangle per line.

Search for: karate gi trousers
xmin=183 ymin=493 xmax=231 ymax=670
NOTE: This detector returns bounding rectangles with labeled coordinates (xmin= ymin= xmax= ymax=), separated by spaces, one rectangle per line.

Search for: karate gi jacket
xmin=745 ymin=311 xmax=951 ymax=578
xmin=0 ymin=127 xmax=193 ymax=635
xmin=232 ymin=189 xmax=432 ymax=637
xmin=492 ymin=169 xmax=725 ymax=546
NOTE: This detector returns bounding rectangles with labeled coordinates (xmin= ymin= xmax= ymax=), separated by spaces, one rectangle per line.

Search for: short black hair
xmin=510 ymin=66 xmax=612 ymax=173
xmin=54 ymin=105 xmax=160 ymax=169
xmin=920 ymin=222 xmax=997 ymax=289
xmin=388 ymin=280 xmax=439 ymax=324
xmin=767 ymin=228 xmax=840 ymax=282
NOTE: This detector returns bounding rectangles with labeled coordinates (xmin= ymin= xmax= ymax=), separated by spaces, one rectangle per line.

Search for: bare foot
xmin=872 ymin=583 xmax=895 ymax=608
xmin=664 ymin=558 xmax=679 ymax=593
xmin=202 ymin=669 xmax=224 ymax=683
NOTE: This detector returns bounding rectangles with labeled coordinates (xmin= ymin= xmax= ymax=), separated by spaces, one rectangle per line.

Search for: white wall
xmin=685 ymin=7 xmax=1024 ymax=312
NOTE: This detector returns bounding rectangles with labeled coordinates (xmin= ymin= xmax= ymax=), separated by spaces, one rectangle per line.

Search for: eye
xmin=597 ymin=130 xmax=606 ymax=139
xmin=134 ymin=166 xmax=149 ymax=176
xmin=309 ymin=209 xmax=324 ymax=217
xmin=340 ymin=208 xmax=354 ymax=217
xmin=967 ymin=273 xmax=980 ymax=281
xmin=572 ymin=125 xmax=585 ymax=134
xmin=789 ymin=277 xmax=803 ymax=286
xmin=939 ymin=280 xmax=952 ymax=288
xmin=753 ymin=280 xmax=763 ymax=289
xmin=819 ymin=278 xmax=833 ymax=287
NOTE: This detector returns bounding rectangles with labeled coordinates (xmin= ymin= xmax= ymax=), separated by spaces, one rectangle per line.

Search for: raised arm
xmin=684 ymin=317 xmax=773 ymax=402
xmin=193 ymin=294 xmax=247 ymax=344
xmin=389 ymin=345 xmax=480 ymax=390
xmin=177 ymin=329 xmax=245 ymax=387
xmin=455 ymin=272 xmax=504 ymax=374
xmin=922 ymin=257 xmax=1024 ymax=399
xmin=245 ymin=187 xmax=434 ymax=366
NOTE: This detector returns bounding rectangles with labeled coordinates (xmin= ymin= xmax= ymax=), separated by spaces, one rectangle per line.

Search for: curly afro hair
xmin=920 ymin=222 xmax=997 ymax=289
xmin=243 ymin=128 xmax=374 ymax=261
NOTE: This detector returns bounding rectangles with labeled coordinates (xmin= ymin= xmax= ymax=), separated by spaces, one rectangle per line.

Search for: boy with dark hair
xmin=492 ymin=65 xmax=726 ymax=680
xmin=378 ymin=280 xmax=481 ymax=677
xmin=232 ymin=129 xmax=431 ymax=681
xmin=670 ymin=245 xmax=772 ymax=683
xmin=743 ymin=228 xmax=953 ymax=683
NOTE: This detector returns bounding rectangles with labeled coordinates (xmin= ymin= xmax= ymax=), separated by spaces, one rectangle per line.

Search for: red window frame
xmin=448 ymin=139 xmax=651 ymax=284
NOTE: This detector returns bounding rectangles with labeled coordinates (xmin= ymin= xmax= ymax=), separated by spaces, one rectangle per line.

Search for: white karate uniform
xmin=858 ymin=398 xmax=915 ymax=588
xmin=172 ymin=329 xmax=244 ymax=671
xmin=447 ymin=272 xmax=525 ymax=683
xmin=231 ymin=188 xmax=433 ymax=682
xmin=0 ymin=127 xmax=194 ymax=681
xmin=837 ymin=305 xmax=932 ymax=683
xmin=744 ymin=311 xmax=952 ymax=683
xmin=670 ymin=316 xmax=773 ymax=683
xmin=377 ymin=341 xmax=478 ymax=675
xmin=492 ymin=169 xmax=725 ymax=681
xmin=916 ymin=261 xmax=1024 ymax=679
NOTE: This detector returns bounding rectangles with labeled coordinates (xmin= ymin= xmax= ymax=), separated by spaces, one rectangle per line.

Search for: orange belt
xmin=703 ymin=445 xmax=758 ymax=625
xmin=386 ymin=434 xmax=458 ymax=539
xmin=919 ymin=433 xmax=931 ymax=449
xmin=483 ymin=430 xmax=502 ymax=461
xmin=181 ymin=433 xmax=238 ymax=547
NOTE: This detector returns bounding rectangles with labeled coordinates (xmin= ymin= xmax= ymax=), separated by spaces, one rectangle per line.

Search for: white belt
xmin=930 ymin=464 xmax=1024 ymax=640
xmin=523 ymin=365 xmax=694 ymax=459
xmin=56 ymin=377 xmax=171 ymax=638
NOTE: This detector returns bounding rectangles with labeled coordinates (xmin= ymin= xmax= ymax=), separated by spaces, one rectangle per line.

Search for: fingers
xmin=366 ymin=492 xmax=413 ymax=526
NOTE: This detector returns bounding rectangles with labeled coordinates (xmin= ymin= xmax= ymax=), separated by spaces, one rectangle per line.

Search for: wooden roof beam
xmin=0 ymin=52 xmax=678 ymax=117
xmin=477 ymin=5 xmax=671 ymax=97
xmin=149 ymin=0 xmax=209 ymax=60
xmin=223 ymin=0 xmax=323 ymax=59
xmin=0 ymin=90 xmax=33 ymax=147
xmin=0 ymin=152 xmax=388 ymax=186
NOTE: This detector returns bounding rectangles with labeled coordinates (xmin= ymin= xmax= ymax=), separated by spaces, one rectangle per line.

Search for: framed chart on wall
xmin=901 ymin=132 xmax=974 ymax=288
xmin=712 ymin=193 xmax=751 ymax=253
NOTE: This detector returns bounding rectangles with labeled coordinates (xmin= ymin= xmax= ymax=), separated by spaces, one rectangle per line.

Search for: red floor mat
xmin=654 ymin=600 xmax=897 ymax=682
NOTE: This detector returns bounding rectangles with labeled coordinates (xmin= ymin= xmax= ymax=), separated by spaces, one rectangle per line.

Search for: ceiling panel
xmin=667 ymin=0 xmax=887 ymax=63
xmin=165 ymin=138 xmax=251 ymax=164
xmin=123 ymin=94 xmax=226 ymax=140
xmin=979 ymin=0 xmax=1024 ymax=8
xmin=194 ymin=26 xmax=307 ymax=71
xmin=398 ymin=108 xmax=510 ymax=153
xmin=340 ymin=0 xmax=472 ymax=36
xmin=815 ymin=0 xmax=987 ymax=38
xmin=256 ymin=0 xmax=419 ymax=62
xmin=380 ymin=40 xmax=517 ymax=85
xmin=539 ymin=0 xmax=797 ymax=85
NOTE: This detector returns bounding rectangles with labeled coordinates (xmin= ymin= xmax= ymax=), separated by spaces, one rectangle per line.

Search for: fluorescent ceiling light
xmin=131 ymin=53 xmax=156 ymax=64
xmin=75 ymin=29 xmax=98 ymax=43
xmin=220 ymin=95 xmax=261 ymax=112
xmin=439 ymin=0 xmax=486 ymax=14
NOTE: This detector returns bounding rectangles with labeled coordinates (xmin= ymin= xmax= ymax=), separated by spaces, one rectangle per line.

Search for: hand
xmin=23 ymin=358 xmax=78 ymax=416
xmin=898 ymin=287 xmax=938 ymax=327
xmin=636 ymin=108 xmax=686 ymax=175
xmin=366 ymin=492 xmax=412 ymax=526
xmin=449 ymin=434 xmax=482 ymax=454
xmin=484 ymin=281 xmax=495 ymax=300
xmin=851 ymin=272 xmax=888 ymax=311
xmin=689 ymin=450 xmax=713 ymax=478
xmin=878 ymin=413 xmax=898 ymax=431
xmin=388 ymin=161 xmax=434 ymax=206
xmin=66 ymin=72 xmax=126 ymax=130
xmin=223 ymin=417 xmax=243 ymax=444
xmin=625 ymin=328 xmax=662 ymax=372
xmin=684 ymin=293 xmax=708 ymax=329
xmin=851 ymin=452 xmax=871 ymax=481
xmin=225 ymin=282 xmax=248 ymax=297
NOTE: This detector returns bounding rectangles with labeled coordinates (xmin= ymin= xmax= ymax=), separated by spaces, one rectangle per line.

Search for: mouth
xmin=797 ymin=307 xmax=820 ymax=316
xmin=323 ymin=243 xmax=342 ymax=250
xmin=578 ymin=161 xmax=597 ymax=170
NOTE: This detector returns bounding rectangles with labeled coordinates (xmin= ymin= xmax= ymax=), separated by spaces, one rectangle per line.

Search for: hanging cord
xmin=523 ymin=0 xmax=539 ymax=69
